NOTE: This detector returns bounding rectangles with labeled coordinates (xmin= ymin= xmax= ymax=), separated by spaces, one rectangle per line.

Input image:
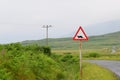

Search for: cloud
xmin=0 ymin=0 xmax=120 ymax=43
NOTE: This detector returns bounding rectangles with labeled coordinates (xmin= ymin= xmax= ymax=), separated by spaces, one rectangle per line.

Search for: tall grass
xmin=82 ymin=62 xmax=118 ymax=80
xmin=52 ymin=49 xmax=120 ymax=60
xmin=51 ymin=53 xmax=119 ymax=80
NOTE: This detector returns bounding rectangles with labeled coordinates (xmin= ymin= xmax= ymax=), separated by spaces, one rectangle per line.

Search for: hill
xmin=21 ymin=31 xmax=120 ymax=50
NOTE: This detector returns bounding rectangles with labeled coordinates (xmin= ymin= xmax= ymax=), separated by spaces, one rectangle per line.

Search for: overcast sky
xmin=0 ymin=0 xmax=120 ymax=43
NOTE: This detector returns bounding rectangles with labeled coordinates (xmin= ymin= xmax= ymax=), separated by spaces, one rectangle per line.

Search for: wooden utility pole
xmin=42 ymin=25 xmax=52 ymax=46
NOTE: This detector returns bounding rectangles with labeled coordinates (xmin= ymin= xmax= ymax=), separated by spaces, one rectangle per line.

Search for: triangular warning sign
xmin=73 ymin=26 xmax=88 ymax=40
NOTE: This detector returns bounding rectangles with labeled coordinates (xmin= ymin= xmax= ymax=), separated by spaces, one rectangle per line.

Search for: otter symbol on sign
xmin=77 ymin=36 xmax=83 ymax=38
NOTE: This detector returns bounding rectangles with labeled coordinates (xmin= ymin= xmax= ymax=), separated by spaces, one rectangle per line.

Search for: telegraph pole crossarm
xmin=42 ymin=25 xmax=52 ymax=46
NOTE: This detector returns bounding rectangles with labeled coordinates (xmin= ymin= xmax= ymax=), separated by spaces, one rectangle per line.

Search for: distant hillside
xmin=21 ymin=31 xmax=120 ymax=50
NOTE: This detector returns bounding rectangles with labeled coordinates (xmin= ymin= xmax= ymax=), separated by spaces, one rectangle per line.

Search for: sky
xmin=0 ymin=0 xmax=120 ymax=43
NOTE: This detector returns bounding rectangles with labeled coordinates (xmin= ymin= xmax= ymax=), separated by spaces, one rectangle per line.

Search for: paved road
xmin=88 ymin=60 xmax=120 ymax=78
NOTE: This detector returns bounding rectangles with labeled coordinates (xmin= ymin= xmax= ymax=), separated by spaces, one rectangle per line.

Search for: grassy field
xmin=50 ymin=53 xmax=118 ymax=80
xmin=21 ymin=31 xmax=120 ymax=50
xmin=81 ymin=62 xmax=118 ymax=80
xmin=61 ymin=62 xmax=118 ymax=80
xmin=0 ymin=43 xmax=119 ymax=80
xmin=51 ymin=53 xmax=119 ymax=80
xmin=51 ymin=48 xmax=120 ymax=80
xmin=52 ymin=49 xmax=120 ymax=60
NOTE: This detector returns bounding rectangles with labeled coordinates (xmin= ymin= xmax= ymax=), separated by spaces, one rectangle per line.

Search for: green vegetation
xmin=21 ymin=31 xmax=120 ymax=50
xmin=84 ymin=53 xmax=120 ymax=60
xmin=51 ymin=53 xmax=118 ymax=80
xmin=81 ymin=49 xmax=120 ymax=60
xmin=0 ymin=43 xmax=64 ymax=80
xmin=88 ymin=52 xmax=100 ymax=58
xmin=52 ymin=49 xmax=120 ymax=60
xmin=0 ymin=43 xmax=118 ymax=80
xmin=82 ymin=62 xmax=118 ymax=80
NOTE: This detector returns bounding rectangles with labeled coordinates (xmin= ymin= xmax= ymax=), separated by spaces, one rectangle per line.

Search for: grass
xmin=20 ymin=31 xmax=120 ymax=80
xmin=82 ymin=62 xmax=118 ymax=80
xmin=51 ymin=49 xmax=120 ymax=79
xmin=58 ymin=61 xmax=118 ymax=80
xmin=52 ymin=49 xmax=120 ymax=60
xmin=21 ymin=31 xmax=120 ymax=50
xmin=52 ymin=52 xmax=119 ymax=80
xmin=0 ymin=42 xmax=119 ymax=80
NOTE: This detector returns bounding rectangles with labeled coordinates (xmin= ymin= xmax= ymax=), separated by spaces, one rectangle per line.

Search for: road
xmin=88 ymin=60 xmax=120 ymax=78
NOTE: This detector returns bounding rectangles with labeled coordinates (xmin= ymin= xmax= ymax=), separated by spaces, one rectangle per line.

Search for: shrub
xmin=42 ymin=46 xmax=51 ymax=56
xmin=89 ymin=52 xmax=100 ymax=58
xmin=60 ymin=54 xmax=73 ymax=62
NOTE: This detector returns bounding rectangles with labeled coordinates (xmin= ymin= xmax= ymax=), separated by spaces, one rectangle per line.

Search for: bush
xmin=89 ymin=52 xmax=100 ymax=58
xmin=60 ymin=54 xmax=73 ymax=62
xmin=42 ymin=46 xmax=51 ymax=56
xmin=60 ymin=54 xmax=79 ymax=63
xmin=0 ymin=51 xmax=64 ymax=80
xmin=0 ymin=43 xmax=65 ymax=80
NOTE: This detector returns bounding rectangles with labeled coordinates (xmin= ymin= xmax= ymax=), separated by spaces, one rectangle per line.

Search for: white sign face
xmin=73 ymin=26 xmax=88 ymax=40
xmin=74 ymin=30 xmax=87 ymax=40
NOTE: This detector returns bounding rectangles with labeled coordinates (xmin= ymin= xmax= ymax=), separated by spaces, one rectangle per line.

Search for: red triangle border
xmin=73 ymin=26 xmax=88 ymax=41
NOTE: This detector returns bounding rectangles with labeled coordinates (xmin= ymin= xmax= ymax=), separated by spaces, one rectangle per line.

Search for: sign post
xmin=79 ymin=40 xmax=82 ymax=77
xmin=73 ymin=26 xmax=88 ymax=77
